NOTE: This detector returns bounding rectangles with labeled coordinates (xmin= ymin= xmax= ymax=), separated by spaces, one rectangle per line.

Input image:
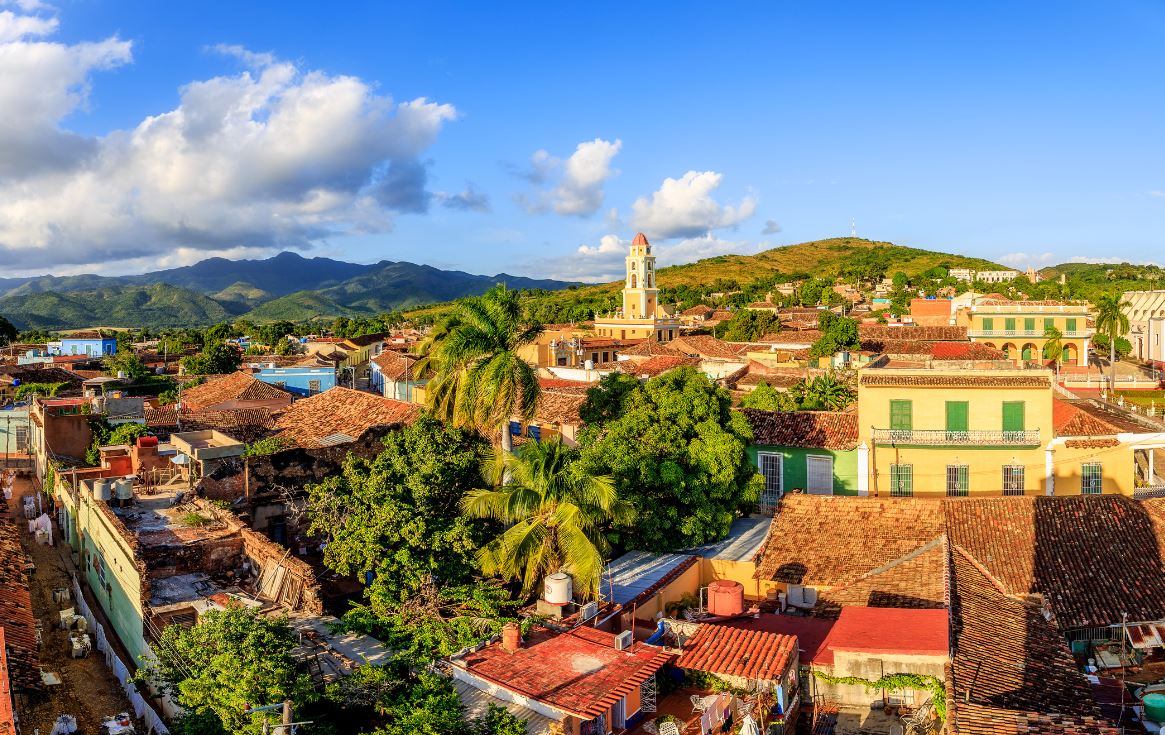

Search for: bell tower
xmin=623 ymin=232 xmax=658 ymax=319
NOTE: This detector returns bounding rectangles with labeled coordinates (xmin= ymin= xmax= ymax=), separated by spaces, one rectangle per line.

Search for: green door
xmin=1002 ymin=401 xmax=1025 ymax=436
xmin=946 ymin=401 xmax=969 ymax=440
xmin=1066 ymin=318 xmax=1077 ymax=334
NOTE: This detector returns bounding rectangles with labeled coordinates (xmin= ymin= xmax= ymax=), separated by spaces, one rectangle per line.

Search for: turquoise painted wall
xmin=748 ymin=445 xmax=860 ymax=496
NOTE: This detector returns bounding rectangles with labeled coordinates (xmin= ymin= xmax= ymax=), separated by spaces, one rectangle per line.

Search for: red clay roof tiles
xmin=182 ymin=371 xmax=291 ymax=411
xmin=0 ymin=504 xmax=38 ymax=691
xmin=274 ymin=387 xmax=420 ymax=448
xmin=742 ymin=409 xmax=859 ymax=451
xmin=678 ymin=620 xmax=798 ymax=682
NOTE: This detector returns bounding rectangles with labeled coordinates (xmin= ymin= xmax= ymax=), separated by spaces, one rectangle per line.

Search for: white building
xmin=949 ymin=268 xmax=1020 ymax=284
xmin=1124 ymin=290 xmax=1165 ymax=366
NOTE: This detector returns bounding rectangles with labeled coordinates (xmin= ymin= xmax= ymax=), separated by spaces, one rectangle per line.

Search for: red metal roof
xmin=455 ymin=625 xmax=672 ymax=719
xmin=816 ymin=607 xmax=948 ymax=665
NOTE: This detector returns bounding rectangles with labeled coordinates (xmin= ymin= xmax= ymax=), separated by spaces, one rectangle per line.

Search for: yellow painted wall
xmin=967 ymin=309 xmax=1090 ymax=366
xmin=1050 ymin=438 xmax=1163 ymax=496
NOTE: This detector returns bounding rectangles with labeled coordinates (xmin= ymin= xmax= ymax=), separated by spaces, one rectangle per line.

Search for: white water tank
xmin=92 ymin=479 xmax=112 ymax=501
xmin=585 ymin=359 xmax=595 ymax=370
xmin=114 ymin=477 xmax=134 ymax=500
xmin=543 ymin=572 xmax=573 ymax=605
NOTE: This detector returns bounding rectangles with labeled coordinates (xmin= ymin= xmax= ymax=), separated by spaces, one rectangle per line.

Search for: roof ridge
xmin=827 ymin=536 xmax=947 ymax=595
xmin=951 ymin=544 xmax=1012 ymax=597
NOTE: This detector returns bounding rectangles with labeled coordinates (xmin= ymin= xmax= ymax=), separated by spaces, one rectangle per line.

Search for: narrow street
xmin=7 ymin=476 xmax=142 ymax=734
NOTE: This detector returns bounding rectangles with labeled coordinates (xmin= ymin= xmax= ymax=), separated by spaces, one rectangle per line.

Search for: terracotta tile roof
xmin=370 ymin=351 xmax=424 ymax=382
xmin=863 ymin=339 xmax=938 ymax=355
xmin=747 ymin=301 xmax=780 ymax=310
xmin=811 ymin=538 xmax=949 ymax=618
xmin=930 ymin=342 xmax=1006 ymax=360
xmin=63 ymin=330 xmax=109 ymax=340
xmin=948 ymin=547 xmax=1115 ymax=734
xmin=945 ymin=496 xmax=1165 ymax=628
xmin=1053 ymin=399 xmax=1158 ymax=436
xmin=859 ymin=325 xmax=968 ymax=341
xmin=978 ymin=299 xmax=1084 ymax=308
xmin=455 ymin=626 xmax=673 ymax=719
xmin=182 ymin=371 xmax=291 ymax=411
xmin=668 ymin=335 xmax=744 ymax=360
xmin=678 ymin=620 xmax=798 ymax=682
xmin=742 ymin=409 xmax=859 ymax=450
xmin=756 ymin=330 xmax=820 ymax=345
xmin=0 ymin=630 xmax=14 ymax=732
xmin=343 ymin=333 xmax=388 ymax=347
xmin=617 ymin=341 xmax=689 ymax=358
xmin=0 ymin=509 xmax=39 ymax=691
xmin=681 ymin=305 xmax=715 ymax=317
xmin=619 ymin=355 xmax=701 ymax=377
xmin=817 ymin=607 xmax=948 ymax=664
xmin=754 ymin=495 xmax=946 ymax=585
xmin=274 ymin=387 xmax=420 ymax=448
xmin=858 ymin=372 xmax=1052 ymax=388
xmin=534 ymin=389 xmax=588 ymax=426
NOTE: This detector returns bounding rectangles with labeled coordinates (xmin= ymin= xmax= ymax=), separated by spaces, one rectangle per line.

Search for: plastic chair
xmin=659 ymin=722 xmax=681 ymax=735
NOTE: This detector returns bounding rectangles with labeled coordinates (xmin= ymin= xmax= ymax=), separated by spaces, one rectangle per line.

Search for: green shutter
xmin=1024 ymin=318 xmax=1035 ymax=333
xmin=1066 ymin=318 xmax=1077 ymax=334
xmin=1022 ymin=344 xmax=1033 ymax=361
xmin=945 ymin=401 xmax=969 ymax=432
xmin=1044 ymin=318 xmax=1055 ymax=332
xmin=1005 ymin=318 xmax=1016 ymax=332
xmin=1002 ymin=401 xmax=1025 ymax=432
xmin=890 ymin=400 xmax=912 ymax=431
xmin=982 ymin=317 xmax=994 ymax=332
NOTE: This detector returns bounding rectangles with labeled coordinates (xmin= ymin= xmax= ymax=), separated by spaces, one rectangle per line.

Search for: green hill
xmin=0 ymin=283 xmax=233 ymax=330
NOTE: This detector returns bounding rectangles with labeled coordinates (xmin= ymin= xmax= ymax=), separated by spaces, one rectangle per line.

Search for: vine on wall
xmin=812 ymin=671 xmax=947 ymax=722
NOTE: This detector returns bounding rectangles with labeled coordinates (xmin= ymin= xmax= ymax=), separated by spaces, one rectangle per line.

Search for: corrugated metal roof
xmin=689 ymin=517 xmax=773 ymax=561
xmin=454 ymin=679 xmax=556 ymax=735
xmin=603 ymin=550 xmax=695 ymax=606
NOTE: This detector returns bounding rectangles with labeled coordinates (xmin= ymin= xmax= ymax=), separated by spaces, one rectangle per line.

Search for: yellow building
xmin=592 ymin=233 xmax=681 ymax=342
xmin=961 ymin=297 xmax=1091 ymax=367
xmin=855 ymin=356 xmax=1165 ymax=496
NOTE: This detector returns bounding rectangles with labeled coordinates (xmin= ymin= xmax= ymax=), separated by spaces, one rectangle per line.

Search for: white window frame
xmin=806 ymin=455 xmax=834 ymax=495
xmin=757 ymin=452 xmax=784 ymax=511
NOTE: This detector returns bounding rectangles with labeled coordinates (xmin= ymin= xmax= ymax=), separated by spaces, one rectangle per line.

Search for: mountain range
xmin=0 ymin=253 xmax=574 ymax=329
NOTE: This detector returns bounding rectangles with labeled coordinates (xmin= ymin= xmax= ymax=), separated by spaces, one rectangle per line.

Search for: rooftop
xmin=619 ymin=355 xmax=701 ymax=378
xmin=688 ymin=516 xmax=773 ymax=562
xmin=810 ymin=537 xmax=949 ymax=619
xmin=742 ymin=409 xmax=859 ymax=451
xmin=273 ymin=387 xmax=420 ymax=448
xmin=182 ymin=371 xmax=291 ymax=410
xmin=453 ymin=625 xmax=672 ymax=719
xmin=1053 ymin=398 xmax=1160 ymax=437
xmin=603 ymin=551 xmax=699 ymax=607
xmin=370 ymin=351 xmax=424 ymax=382
xmin=815 ymin=607 xmax=948 ymax=665
xmin=0 ymin=510 xmax=38 ymax=691
xmin=678 ymin=618 xmax=799 ymax=682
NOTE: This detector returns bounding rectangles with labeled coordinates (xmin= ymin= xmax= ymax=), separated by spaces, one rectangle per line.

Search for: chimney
xmin=501 ymin=622 xmax=522 ymax=653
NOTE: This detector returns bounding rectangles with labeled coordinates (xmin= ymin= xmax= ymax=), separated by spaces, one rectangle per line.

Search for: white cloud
xmin=997 ymin=251 xmax=1054 ymax=267
xmin=435 ymin=183 xmax=491 ymax=213
xmin=209 ymin=43 xmax=276 ymax=70
xmin=547 ymin=232 xmax=752 ymax=282
xmin=514 ymin=138 xmax=621 ymax=216
xmin=0 ymin=8 xmax=55 ymax=40
xmin=0 ymin=11 xmax=458 ymax=270
xmin=1149 ymin=190 xmax=1165 ymax=199
xmin=762 ymin=219 xmax=781 ymax=235
xmin=629 ymin=171 xmax=757 ymax=239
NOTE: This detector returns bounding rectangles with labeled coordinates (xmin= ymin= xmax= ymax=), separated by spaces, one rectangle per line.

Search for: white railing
xmin=968 ymin=330 xmax=1093 ymax=339
xmin=973 ymin=304 xmax=1089 ymax=314
xmin=872 ymin=428 xmax=1041 ymax=446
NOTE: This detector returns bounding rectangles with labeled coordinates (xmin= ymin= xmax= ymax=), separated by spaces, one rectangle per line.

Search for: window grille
xmin=946 ymin=465 xmax=969 ymax=496
xmin=1082 ymin=463 xmax=1103 ymax=495
xmin=889 ymin=464 xmax=913 ymax=497
xmin=1002 ymin=465 xmax=1025 ymax=495
xmin=758 ymin=453 xmax=783 ymax=513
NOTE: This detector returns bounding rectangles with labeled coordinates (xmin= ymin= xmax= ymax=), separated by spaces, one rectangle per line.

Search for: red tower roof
xmin=631 ymin=232 xmax=650 ymax=246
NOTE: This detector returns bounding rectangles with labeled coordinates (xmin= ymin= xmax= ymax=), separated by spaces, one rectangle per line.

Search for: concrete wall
xmin=256 ymin=367 xmax=336 ymax=398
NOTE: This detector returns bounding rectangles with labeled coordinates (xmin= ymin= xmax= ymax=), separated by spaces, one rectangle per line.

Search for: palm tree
xmin=424 ymin=286 xmax=543 ymax=450
xmin=795 ymin=374 xmax=855 ymax=411
xmin=462 ymin=440 xmax=632 ymax=600
xmin=1094 ymin=293 xmax=1131 ymax=391
xmin=1043 ymin=325 xmax=1064 ymax=384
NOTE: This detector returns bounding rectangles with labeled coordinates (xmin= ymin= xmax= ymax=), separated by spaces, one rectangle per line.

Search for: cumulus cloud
xmin=0 ymin=11 xmax=458 ymax=270
xmin=629 ymin=171 xmax=757 ymax=239
xmin=997 ymin=251 xmax=1054 ymax=267
xmin=762 ymin=219 xmax=781 ymax=235
xmin=514 ymin=138 xmax=622 ymax=216
xmin=546 ymin=232 xmax=752 ymax=282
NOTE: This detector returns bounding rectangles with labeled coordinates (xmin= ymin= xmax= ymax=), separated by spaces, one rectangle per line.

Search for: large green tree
xmin=739 ymin=382 xmax=798 ymax=412
xmin=181 ymin=342 xmax=242 ymax=375
xmin=1093 ymin=293 xmax=1131 ymax=389
xmin=809 ymin=311 xmax=861 ymax=358
xmin=0 ymin=314 xmax=16 ymax=346
xmin=462 ymin=440 xmax=629 ymax=600
xmin=577 ymin=367 xmax=762 ymax=551
xmin=425 ymin=287 xmax=543 ymax=451
xmin=307 ymin=415 xmax=488 ymax=607
xmin=718 ymin=309 xmax=780 ymax=342
xmin=147 ymin=605 xmax=313 ymax=735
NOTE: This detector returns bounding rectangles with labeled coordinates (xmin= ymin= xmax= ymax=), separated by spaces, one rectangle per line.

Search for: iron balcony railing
xmin=872 ymin=428 xmax=1042 ymax=446
xmin=966 ymin=329 xmax=1094 ymax=338
xmin=1133 ymin=486 xmax=1165 ymax=500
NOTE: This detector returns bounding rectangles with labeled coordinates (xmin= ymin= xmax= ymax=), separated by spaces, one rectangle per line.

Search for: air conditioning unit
xmin=579 ymin=602 xmax=599 ymax=622
xmin=614 ymin=630 xmax=634 ymax=651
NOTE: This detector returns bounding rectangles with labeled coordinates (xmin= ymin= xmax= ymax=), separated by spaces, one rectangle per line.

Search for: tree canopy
xmin=577 ymin=367 xmax=762 ymax=551
xmin=0 ymin=314 xmax=16 ymax=346
xmin=809 ymin=311 xmax=860 ymax=358
xmin=718 ymin=309 xmax=779 ymax=341
xmin=181 ymin=342 xmax=242 ymax=375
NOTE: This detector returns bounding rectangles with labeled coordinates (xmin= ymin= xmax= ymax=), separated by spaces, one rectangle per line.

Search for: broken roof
xmin=742 ymin=409 xmax=859 ymax=451
xmin=810 ymin=537 xmax=949 ymax=619
xmin=453 ymin=626 xmax=672 ymax=719
xmin=273 ymin=387 xmax=420 ymax=448
xmin=182 ymin=371 xmax=291 ymax=411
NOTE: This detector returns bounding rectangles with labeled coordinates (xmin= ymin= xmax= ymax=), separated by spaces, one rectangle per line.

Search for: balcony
xmin=872 ymin=428 xmax=1041 ymax=446
xmin=967 ymin=329 xmax=1094 ymax=339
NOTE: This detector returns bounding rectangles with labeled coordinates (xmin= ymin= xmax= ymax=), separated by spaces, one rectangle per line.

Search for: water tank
xmin=707 ymin=580 xmax=745 ymax=616
xmin=543 ymin=572 xmax=573 ymax=605
xmin=1146 ymin=694 xmax=1165 ymax=724
xmin=92 ymin=479 xmax=112 ymax=501
xmin=114 ymin=477 xmax=134 ymax=501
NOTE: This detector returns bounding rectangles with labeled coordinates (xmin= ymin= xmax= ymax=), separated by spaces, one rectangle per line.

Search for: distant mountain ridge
xmin=0 ymin=251 xmax=578 ymax=329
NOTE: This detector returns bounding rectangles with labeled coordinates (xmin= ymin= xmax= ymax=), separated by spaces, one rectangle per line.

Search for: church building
xmin=592 ymin=233 xmax=682 ymax=342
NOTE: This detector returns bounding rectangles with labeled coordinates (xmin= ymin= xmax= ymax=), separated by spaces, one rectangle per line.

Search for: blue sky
xmin=2 ymin=1 xmax=1164 ymax=280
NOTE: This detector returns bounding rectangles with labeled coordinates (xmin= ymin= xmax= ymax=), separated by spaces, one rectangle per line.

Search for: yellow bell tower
xmin=623 ymin=232 xmax=658 ymax=319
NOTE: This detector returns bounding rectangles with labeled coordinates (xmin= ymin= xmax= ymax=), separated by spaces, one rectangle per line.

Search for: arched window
xmin=631 ymin=262 xmax=637 ymax=271
xmin=631 ymin=274 xmax=637 ymax=288
xmin=646 ymin=274 xmax=652 ymax=287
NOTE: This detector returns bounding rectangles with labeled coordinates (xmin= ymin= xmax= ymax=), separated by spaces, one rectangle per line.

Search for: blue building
xmin=254 ymin=365 xmax=337 ymax=397
xmin=58 ymin=332 xmax=117 ymax=357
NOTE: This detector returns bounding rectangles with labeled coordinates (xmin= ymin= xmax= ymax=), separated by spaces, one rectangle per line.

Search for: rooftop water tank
xmin=543 ymin=572 xmax=572 ymax=605
xmin=92 ymin=479 xmax=112 ymax=501
xmin=1146 ymin=693 xmax=1165 ymax=724
xmin=114 ymin=477 xmax=134 ymax=501
xmin=707 ymin=580 xmax=745 ymax=616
